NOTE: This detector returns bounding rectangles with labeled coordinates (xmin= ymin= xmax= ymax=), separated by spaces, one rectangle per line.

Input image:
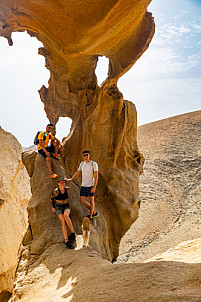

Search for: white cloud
xmin=191 ymin=24 xmax=201 ymax=32
xmin=119 ymin=44 xmax=200 ymax=83
xmin=119 ymin=77 xmax=201 ymax=126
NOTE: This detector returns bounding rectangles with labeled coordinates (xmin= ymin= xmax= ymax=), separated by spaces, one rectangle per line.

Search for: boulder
xmin=0 ymin=127 xmax=31 ymax=296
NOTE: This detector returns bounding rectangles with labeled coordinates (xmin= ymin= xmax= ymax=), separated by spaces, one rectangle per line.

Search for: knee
xmin=46 ymin=157 xmax=51 ymax=163
xmin=89 ymin=198 xmax=94 ymax=205
xmin=64 ymin=212 xmax=70 ymax=221
xmin=54 ymin=140 xmax=60 ymax=147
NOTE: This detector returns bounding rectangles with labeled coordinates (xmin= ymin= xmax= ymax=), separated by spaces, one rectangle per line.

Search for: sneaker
xmin=50 ymin=173 xmax=58 ymax=179
xmin=68 ymin=233 xmax=76 ymax=243
xmin=66 ymin=241 xmax=74 ymax=249
xmin=86 ymin=215 xmax=93 ymax=222
xmin=52 ymin=153 xmax=61 ymax=160
xmin=89 ymin=217 xmax=92 ymax=224
xmin=87 ymin=212 xmax=99 ymax=219
xmin=92 ymin=211 xmax=99 ymax=218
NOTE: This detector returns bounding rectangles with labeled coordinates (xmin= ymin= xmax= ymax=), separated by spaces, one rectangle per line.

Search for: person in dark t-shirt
xmin=50 ymin=177 xmax=75 ymax=248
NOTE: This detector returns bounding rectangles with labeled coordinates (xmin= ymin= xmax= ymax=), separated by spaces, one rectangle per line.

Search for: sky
xmin=0 ymin=0 xmax=201 ymax=147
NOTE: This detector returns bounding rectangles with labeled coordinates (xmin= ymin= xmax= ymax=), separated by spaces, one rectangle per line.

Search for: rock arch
xmin=0 ymin=0 xmax=154 ymax=262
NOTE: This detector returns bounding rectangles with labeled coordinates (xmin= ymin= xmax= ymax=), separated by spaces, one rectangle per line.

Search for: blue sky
xmin=118 ymin=0 xmax=201 ymax=125
xmin=0 ymin=0 xmax=201 ymax=146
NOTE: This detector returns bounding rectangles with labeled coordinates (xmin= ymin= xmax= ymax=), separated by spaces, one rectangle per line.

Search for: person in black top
xmin=50 ymin=177 xmax=75 ymax=248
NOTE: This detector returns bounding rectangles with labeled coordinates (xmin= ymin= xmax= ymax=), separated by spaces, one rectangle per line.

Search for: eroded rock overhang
xmin=0 ymin=0 xmax=154 ymax=123
xmin=0 ymin=0 xmax=155 ymax=261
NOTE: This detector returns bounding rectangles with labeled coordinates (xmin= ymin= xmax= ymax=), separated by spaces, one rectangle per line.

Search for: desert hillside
xmin=119 ymin=110 xmax=201 ymax=263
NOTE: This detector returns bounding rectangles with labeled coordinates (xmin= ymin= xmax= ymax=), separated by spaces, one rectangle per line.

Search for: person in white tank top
xmin=66 ymin=150 xmax=99 ymax=222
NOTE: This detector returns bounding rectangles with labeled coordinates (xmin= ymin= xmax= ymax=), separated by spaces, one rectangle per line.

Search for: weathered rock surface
xmin=119 ymin=110 xmax=201 ymax=263
xmin=0 ymin=127 xmax=31 ymax=297
xmin=8 ymin=243 xmax=201 ymax=302
xmin=7 ymin=112 xmax=201 ymax=302
xmin=5 ymin=1 xmax=200 ymax=301
xmin=0 ymin=0 xmax=154 ymax=262
xmin=145 ymin=238 xmax=201 ymax=264
xmin=1 ymin=1 xmax=201 ymax=301
xmin=0 ymin=1 xmax=154 ymax=127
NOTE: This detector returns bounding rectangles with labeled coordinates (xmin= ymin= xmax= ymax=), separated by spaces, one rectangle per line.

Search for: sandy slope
xmin=6 ymin=111 xmax=201 ymax=302
xmin=9 ymin=242 xmax=201 ymax=302
xmin=118 ymin=110 xmax=201 ymax=263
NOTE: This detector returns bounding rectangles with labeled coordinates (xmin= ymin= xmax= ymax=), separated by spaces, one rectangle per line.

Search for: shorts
xmin=38 ymin=144 xmax=55 ymax=159
xmin=80 ymin=186 xmax=94 ymax=197
xmin=55 ymin=203 xmax=70 ymax=216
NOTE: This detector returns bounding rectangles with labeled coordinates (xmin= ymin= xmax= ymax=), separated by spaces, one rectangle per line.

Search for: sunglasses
xmin=83 ymin=154 xmax=89 ymax=157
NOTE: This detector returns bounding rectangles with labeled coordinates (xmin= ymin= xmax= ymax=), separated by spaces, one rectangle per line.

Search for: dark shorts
xmin=55 ymin=203 xmax=70 ymax=216
xmin=80 ymin=186 xmax=94 ymax=197
xmin=38 ymin=144 xmax=55 ymax=159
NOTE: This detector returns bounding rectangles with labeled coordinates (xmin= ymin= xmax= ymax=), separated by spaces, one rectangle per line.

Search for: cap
xmin=58 ymin=177 xmax=66 ymax=182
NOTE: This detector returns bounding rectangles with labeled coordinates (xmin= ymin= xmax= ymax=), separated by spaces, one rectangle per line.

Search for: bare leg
xmin=53 ymin=139 xmax=63 ymax=154
xmin=58 ymin=214 xmax=68 ymax=242
xmin=80 ymin=196 xmax=90 ymax=210
xmin=54 ymin=141 xmax=60 ymax=154
xmin=46 ymin=157 xmax=53 ymax=174
xmin=64 ymin=209 xmax=74 ymax=233
xmin=89 ymin=196 xmax=95 ymax=219
xmin=80 ymin=196 xmax=95 ymax=218
xmin=59 ymin=145 xmax=64 ymax=152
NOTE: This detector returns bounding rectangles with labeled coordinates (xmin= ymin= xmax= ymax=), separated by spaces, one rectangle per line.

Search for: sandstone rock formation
xmin=0 ymin=0 xmax=154 ymax=262
xmin=119 ymin=110 xmax=201 ymax=263
xmin=0 ymin=127 xmax=31 ymax=299
xmin=6 ymin=113 xmax=201 ymax=302
xmin=8 ymin=240 xmax=201 ymax=302
xmin=1 ymin=1 xmax=201 ymax=301
xmin=0 ymin=0 xmax=161 ymax=300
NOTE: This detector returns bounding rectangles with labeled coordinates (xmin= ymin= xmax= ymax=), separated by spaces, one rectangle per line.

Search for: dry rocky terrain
xmin=119 ymin=110 xmax=201 ymax=263
xmin=0 ymin=111 xmax=201 ymax=302
xmin=1 ymin=1 xmax=200 ymax=300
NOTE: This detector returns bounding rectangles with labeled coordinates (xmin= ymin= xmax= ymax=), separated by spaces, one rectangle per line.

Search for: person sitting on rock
xmin=50 ymin=177 xmax=76 ymax=249
xmin=67 ymin=150 xmax=99 ymax=222
xmin=37 ymin=123 xmax=63 ymax=178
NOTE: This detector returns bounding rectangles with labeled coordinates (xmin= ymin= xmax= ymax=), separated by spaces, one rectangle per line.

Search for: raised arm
xmin=66 ymin=170 xmax=81 ymax=183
